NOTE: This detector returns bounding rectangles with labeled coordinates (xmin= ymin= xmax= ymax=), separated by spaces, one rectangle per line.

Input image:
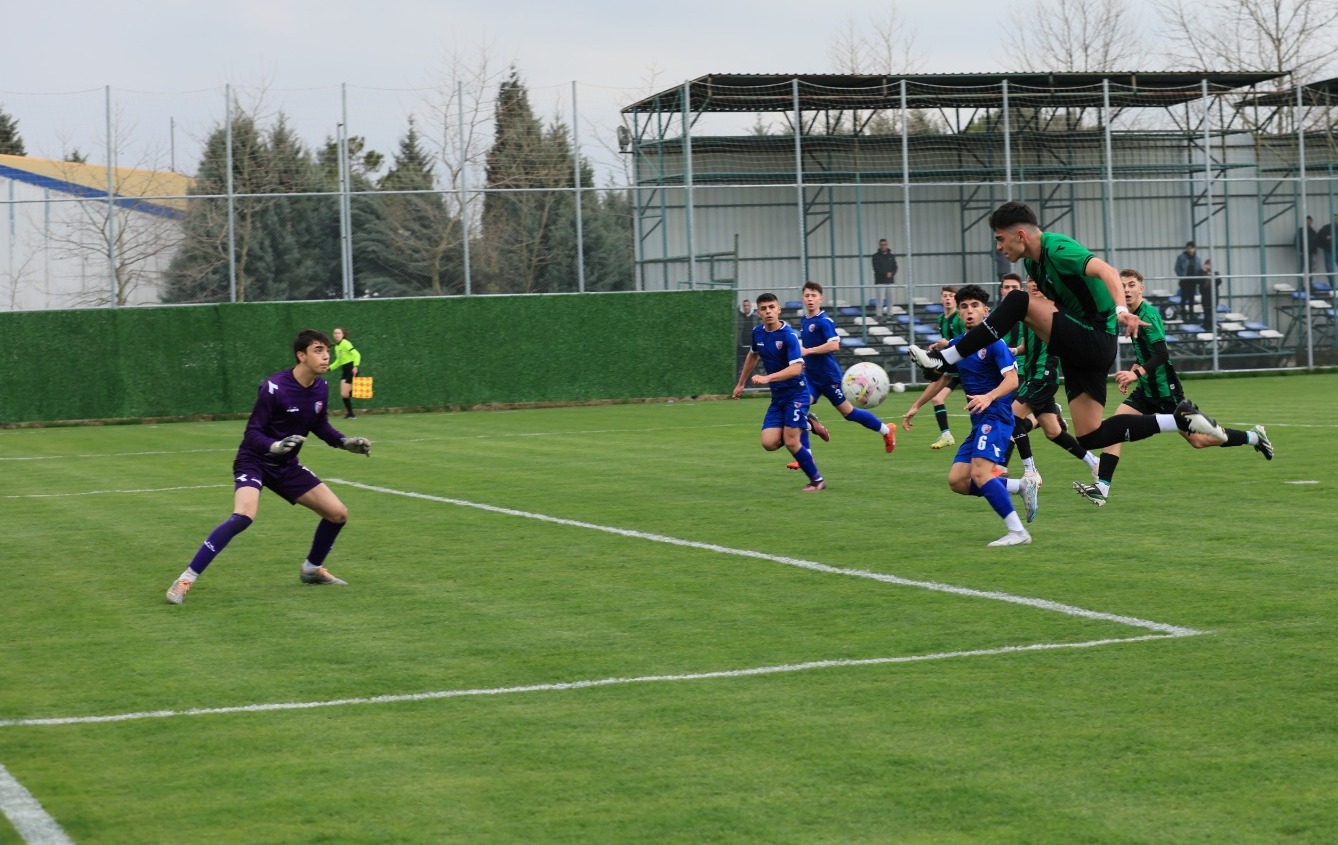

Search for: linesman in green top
xmin=1072 ymin=269 xmax=1273 ymax=507
xmin=330 ymin=326 xmax=362 ymax=419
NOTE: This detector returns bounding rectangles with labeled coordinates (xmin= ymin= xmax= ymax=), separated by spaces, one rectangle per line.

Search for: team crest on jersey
xmin=977 ymin=349 xmax=988 ymax=360
xmin=982 ymin=424 xmax=992 ymax=434
xmin=774 ymin=340 xmax=783 ymax=349
xmin=316 ymin=401 xmax=324 ymax=413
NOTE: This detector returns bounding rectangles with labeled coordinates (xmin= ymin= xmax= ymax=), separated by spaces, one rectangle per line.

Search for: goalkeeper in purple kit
xmin=166 ymin=329 xmax=373 ymax=605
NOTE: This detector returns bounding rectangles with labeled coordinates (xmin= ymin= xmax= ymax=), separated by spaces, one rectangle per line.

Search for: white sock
xmin=1246 ymin=431 xmax=1259 ymax=445
xmin=301 ymin=560 xmax=320 ymax=573
xmin=178 ymin=569 xmax=198 ymax=583
xmin=1023 ymin=457 xmax=1037 ymax=474
xmin=1096 ymin=481 xmax=1111 ymax=497
xmin=879 ymin=424 xmax=890 ymax=435
xmin=1155 ymin=413 xmax=1179 ymax=433
xmin=1083 ymin=452 xmax=1098 ymax=468
xmin=1004 ymin=512 xmax=1025 ymax=532
xmin=941 ymin=346 xmax=963 ymax=365
xmin=1005 ymin=478 xmax=1022 ymax=494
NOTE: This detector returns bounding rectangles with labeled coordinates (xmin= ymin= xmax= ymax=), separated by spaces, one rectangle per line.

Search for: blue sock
xmin=845 ymin=407 xmax=883 ymax=432
xmin=800 ymin=427 xmax=811 ymax=450
xmin=977 ymin=477 xmax=1016 ymax=520
xmin=189 ymin=513 xmax=253 ymax=574
xmin=306 ymin=519 xmax=346 ymax=567
xmin=791 ymin=445 xmax=821 ymax=483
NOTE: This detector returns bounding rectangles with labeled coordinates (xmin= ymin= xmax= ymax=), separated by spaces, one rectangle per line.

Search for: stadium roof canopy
xmin=1235 ymin=75 xmax=1338 ymax=108
xmin=622 ymin=72 xmax=1286 ymax=115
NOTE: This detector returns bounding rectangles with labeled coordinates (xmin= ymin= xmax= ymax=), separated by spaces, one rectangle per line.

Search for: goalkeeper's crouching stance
xmin=167 ymin=329 xmax=373 ymax=605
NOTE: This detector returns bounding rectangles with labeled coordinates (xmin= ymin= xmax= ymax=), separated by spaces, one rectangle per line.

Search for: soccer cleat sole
xmin=907 ymin=344 xmax=947 ymax=377
xmin=808 ymin=414 xmax=831 ymax=442
xmin=1071 ymin=481 xmax=1108 ymax=508
xmin=1019 ymin=475 xmax=1040 ymax=523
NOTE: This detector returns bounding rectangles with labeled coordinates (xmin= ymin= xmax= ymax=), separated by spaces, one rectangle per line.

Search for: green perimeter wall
xmin=0 ymin=290 xmax=735 ymax=425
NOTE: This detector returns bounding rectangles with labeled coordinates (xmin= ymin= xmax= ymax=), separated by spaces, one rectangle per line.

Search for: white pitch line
xmin=0 ymin=484 xmax=228 ymax=500
xmin=0 ymin=763 xmax=74 ymax=844
xmin=332 ymin=479 xmax=1206 ymax=638
xmin=0 ymin=634 xmax=1183 ymax=729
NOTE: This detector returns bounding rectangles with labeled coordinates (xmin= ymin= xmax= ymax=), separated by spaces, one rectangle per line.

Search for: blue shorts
xmin=953 ymin=413 xmax=1015 ymax=466
xmin=233 ymin=453 xmax=323 ymax=505
xmin=811 ymin=380 xmax=848 ymax=408
xmin=762 ymin=393 xmax=812 ymax=431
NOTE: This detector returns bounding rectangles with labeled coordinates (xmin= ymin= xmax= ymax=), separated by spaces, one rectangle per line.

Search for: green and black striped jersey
xmin=1130 ymin=300 xmax=1180 ymax=401
xmin=1023 ymin=232 xmax=1118 ymax=335
xmin=937 ymin=310 xmax=965 ymax=341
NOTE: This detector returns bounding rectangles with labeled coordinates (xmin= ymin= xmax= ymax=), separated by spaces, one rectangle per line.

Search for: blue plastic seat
xmin=784 ymin=300 xmax=803 ymax=311
xmin=1244 ymin=321 xmax=1268 ymax=331
xmin=838 ymin=306 xmax=862 ymax=316
xmin=839 ymin=336 xmax=865 ymax=348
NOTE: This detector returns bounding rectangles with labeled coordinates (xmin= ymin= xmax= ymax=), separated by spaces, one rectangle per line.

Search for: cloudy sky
xmin=4 ymin=0 xmax=1167 ymax=175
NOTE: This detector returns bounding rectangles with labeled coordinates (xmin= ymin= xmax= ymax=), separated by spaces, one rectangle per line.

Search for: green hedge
xmin=0 ymin=290 xmax=735 ymax=425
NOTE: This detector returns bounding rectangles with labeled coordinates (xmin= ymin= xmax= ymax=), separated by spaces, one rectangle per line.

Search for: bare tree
xmin=1152 ymin=0 xmax=1338 ymax=87
xmin=44 ymin=105 xmax=186 ymax=307
xmin=827 ymin=12 xmax=922 ymax=74
xmin=1000 ymin=0 xmax=1148 ymax=71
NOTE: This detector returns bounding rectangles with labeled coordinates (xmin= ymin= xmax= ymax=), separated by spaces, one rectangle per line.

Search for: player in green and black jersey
xmin=1072 ymin=269 xmax=1274 ymax=507
xmin=910 ymin=201 xmax=1232 ymax=453
xmin=995 ymin=275 xmax=1101 ymax=485
xmin=924 ymin=286 xmax=964 ymax=450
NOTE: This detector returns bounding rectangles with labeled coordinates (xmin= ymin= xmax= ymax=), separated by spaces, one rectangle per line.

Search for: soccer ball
xmin=842 ymin=361 xmax=891 ymax=409
xmin=891 ymin=381 xmax=906 ymax=393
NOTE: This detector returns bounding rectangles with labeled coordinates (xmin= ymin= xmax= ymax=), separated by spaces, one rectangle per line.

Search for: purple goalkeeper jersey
xmin=239 ymin=369 xmax=346 ymax=464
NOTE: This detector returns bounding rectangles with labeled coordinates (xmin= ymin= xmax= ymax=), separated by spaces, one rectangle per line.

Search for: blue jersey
xmin=799 ymin=310 xmax=842 ymax=387
xmin=750 ymin=322 xmax=808 ymax=400
xmin=948 ymin=335 xmax=1017 ymax=422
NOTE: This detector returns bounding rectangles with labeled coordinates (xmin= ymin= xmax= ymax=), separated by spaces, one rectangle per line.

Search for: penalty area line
xmin=332 ymin=479 xmax=1207 ymax=638
xmin=0 ymin=634 xmax=1185 ymax=729
xmin=0 ymin=762 xmax=74 ymax=844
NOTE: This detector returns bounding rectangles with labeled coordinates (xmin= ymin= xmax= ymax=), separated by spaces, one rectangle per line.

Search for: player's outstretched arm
xmin=341 ymin=436 xmax=372 ymax=457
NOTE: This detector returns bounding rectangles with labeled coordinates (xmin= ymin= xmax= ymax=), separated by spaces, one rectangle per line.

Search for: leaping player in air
xmin=166 ymin=329 xmax=372 ymax=604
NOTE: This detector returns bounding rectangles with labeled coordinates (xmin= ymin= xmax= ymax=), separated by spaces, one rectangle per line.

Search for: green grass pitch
xmin=1 ymin=373 xmax=1336 ymax=844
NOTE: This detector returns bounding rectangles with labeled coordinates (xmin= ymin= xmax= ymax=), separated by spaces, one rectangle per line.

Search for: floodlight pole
xmin=1297 ymin=81 xmax=1314 ymax=368
xmin=105 ymin=86 xmax=117 ymax=306
xmin=1105 ymin=79 xmax=1120 ymax=371
xmin=794 ymin=78 xmax=807 ymax=280
xmin=458 ymin=81 xmax=472 ymax=296
xmin=900 ymin=79 xmax=912 ymax=316
xmin=1002 ymin=79 xmax=1012 ymax=198
xmin=573 ymin=81 xmax=586 ymax=293
xmin=1202 ymin=79 xmax=1220 ymax=372
xmin=682 ymin=80 xmax=695 ymax=286
xmin=225 ymin=85 xmax=237 ymax=303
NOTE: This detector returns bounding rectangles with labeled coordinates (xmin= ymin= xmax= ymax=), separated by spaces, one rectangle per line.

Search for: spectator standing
xmin=1199 ymin=259 xmax=1223 ymax=317
xmin=1317 ymin=214 xmax=1337 ymax=287
xmin=1174 ymin=241 xmax=1203 ymax=321
xmin=736 ymin=299 xmax=758 ymax=375
xmin=1297 ymin=216 xmax=1321 ymax=285
xmin=871 ymin=238 xmax=899 ymax=314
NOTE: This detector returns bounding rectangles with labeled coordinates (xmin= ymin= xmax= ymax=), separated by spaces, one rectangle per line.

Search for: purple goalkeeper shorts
xmin=232 ymin=454 xmax=323 ymax=505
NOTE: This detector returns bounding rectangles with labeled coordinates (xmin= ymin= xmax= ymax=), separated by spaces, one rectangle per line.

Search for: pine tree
xmin=359 ymin=119 xmax=463 ymax=296
xmin=0 ymin=105 xmax=25 ymax=156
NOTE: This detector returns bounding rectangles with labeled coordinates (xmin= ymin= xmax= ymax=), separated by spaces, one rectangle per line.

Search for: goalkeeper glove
xmin=269 ymin=434 xmax=306 ymax=455
xmin=341 ymin=436 xmax=372 ymax=457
